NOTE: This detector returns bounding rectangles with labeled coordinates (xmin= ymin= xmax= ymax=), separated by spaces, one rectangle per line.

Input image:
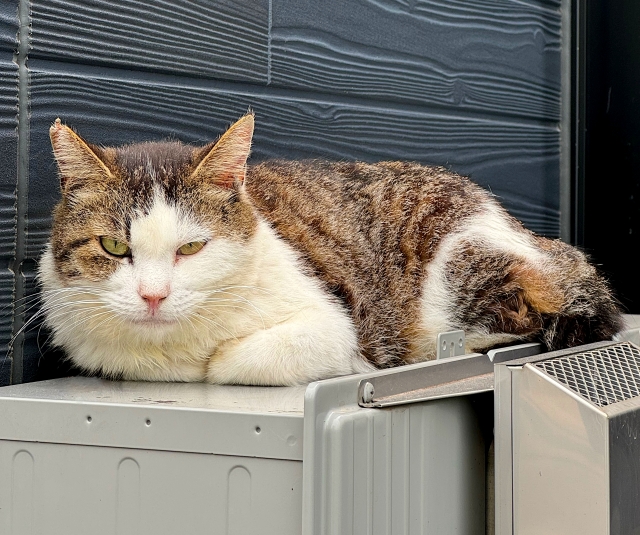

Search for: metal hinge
xmin=358 ymin=342 xmax=543 ymax=408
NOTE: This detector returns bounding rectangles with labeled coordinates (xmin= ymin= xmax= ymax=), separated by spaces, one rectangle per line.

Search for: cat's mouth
xmin=129 ymin=316 xmax=179 ymax=327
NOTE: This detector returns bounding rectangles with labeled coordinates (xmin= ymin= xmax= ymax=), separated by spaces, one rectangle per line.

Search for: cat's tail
xmin=449 ymin=237 xmax=624 ymax=353
xmin=532 ymin=238 xmax=624 ymax=350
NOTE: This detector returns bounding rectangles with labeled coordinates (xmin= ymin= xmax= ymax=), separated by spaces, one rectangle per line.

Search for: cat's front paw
xmin=206 ymin=321 xmax=358 ymax=386
xmin=205 ymin=335 xmax=298 ymax=386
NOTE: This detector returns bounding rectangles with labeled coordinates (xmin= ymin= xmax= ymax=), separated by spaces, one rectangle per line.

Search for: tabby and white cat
xmin=39 ymin=114 xmax=623 ymax=385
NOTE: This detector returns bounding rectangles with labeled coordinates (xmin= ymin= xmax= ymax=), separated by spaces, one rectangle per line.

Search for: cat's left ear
xmin=190 ymin=113 xmax=254 ymax=189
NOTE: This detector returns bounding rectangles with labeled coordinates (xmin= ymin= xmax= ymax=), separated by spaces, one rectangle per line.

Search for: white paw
xmin=206 ymin=320 xmax=358 ymax=386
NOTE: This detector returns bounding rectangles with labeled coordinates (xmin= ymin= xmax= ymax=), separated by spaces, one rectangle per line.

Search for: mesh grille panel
xmin=535 ymin=342 xmax=640 ymax=407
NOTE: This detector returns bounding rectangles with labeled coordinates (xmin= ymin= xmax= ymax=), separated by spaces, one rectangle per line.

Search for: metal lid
xmin=0 ymin=377 xmax=305 ymax=460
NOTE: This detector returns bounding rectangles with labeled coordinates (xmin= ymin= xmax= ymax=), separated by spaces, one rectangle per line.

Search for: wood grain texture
xmin=0 ymin=60 xmax=16 ymax=383
xmin=29 ymin=0 xmax=269 ymax=82
xmin=26 ymin=66 xmax=559 ymax=265
xmin=0 ymin=62 xmax=17 ymax=258
xmin=271 ymin=0 xmax=561 ymax=121
xmin=0 ymin=1 xmax=17 ymax=52
xmin=27 ymin=0 xmax=563 ymax=122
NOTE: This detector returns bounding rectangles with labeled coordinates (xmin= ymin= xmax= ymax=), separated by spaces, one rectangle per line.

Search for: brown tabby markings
xmin=48 ymin=117 xmax=623 ymax=371
xmin=443 ymin=235 xmax=620 ymax=352
xmin=443 ymin=243 xmax=553 ymax=344
xmin=511 ymin=264 xmax=564 ymax=315
xmin=51 ymin=134 xmax=257 ymax=284
xmin=245 ymin=160 xmax=494 ymax=366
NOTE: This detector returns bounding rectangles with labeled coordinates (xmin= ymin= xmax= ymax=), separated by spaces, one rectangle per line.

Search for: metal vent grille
xmin=535 ymin=342 xmax=640 ymax=407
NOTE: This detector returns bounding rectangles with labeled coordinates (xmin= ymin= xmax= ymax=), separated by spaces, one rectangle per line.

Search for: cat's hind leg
xmin=417 ymin=242 xmax=545 ymax=357
xmin=419 ymin=236 xmax=622 ymax=356
xmin=440 ymin=242 xmax=557 ymax=352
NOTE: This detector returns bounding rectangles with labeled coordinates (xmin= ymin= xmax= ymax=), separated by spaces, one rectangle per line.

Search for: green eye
xmin=177 ymin=241 xmax=206 ymax=256
xmin=100 ymin=237 xmax=131 ymax=257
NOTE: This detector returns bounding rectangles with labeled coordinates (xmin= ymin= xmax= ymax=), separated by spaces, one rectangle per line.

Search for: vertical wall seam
xmin=570 ymin=0 xmax=586 ymax=247
xmin=11 ymin=0 xmax=30 ymax=384
xmin=559 ymin=0 xmax=572 ymax=243
xmin=267 ymin=0 xmax=272 ymax=85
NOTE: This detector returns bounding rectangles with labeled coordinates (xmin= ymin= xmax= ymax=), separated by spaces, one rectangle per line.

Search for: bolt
xmin=362 ymin=382 xmax=375 ymax=404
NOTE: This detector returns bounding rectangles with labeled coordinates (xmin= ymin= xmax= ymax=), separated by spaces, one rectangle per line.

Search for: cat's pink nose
xmin=139 ymin=288 xmax=169 ymax=314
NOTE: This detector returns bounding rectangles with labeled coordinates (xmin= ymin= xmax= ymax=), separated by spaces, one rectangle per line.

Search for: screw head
xmin=362 ymin=382 xmax=375 ymax=404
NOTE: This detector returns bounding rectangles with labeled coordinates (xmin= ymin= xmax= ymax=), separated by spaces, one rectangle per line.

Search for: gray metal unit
xmin=0 ymin=352 xmax=498 ymax=535
xmin=303 ymin=362 xmax=491 ymax=535
xmin=358 ymin=352 xmax=493 ymax=408
xmin=0 ymin=378 xmax=306 ymax=535
xmin=495 ymin=341 xmax=640 ymax=535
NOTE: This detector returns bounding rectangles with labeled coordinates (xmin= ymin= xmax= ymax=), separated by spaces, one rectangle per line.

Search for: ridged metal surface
xmin=535 ymin=342 xmax=640 ymax=407
xmin=321 ymin=398 xmax=486 ymax=534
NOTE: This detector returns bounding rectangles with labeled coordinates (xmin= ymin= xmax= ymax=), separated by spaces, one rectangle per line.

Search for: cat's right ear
xmin=50 ymin=118 xmax=114 ymax=193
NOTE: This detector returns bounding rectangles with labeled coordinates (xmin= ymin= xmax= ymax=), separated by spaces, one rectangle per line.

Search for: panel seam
xmin=10 ymin=0 xmax=31 ymax=384
xmin=559 ymin=0 xmax=572 ymax=242
xmin=267 ymin=0 xmax=272 ymax=85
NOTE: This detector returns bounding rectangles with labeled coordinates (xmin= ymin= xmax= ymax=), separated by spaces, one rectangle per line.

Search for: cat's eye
xmin=100 ymin=237 xmax=131 ymax=257
xmin=177 ymin=241 xmax=206 ymax=256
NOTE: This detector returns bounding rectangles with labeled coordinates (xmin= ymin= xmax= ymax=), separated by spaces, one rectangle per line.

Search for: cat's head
xmin=41 ymin=114 xmax=259 ymax=343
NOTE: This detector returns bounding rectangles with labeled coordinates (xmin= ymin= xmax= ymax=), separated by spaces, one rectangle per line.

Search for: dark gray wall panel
xmin=0 ymin=358 xmax=8 ymax=387
xmin=29 ymin=0 xmax=269 ymax=82
xmin=19 ymin=0 xmax=564 ymax=382
xmin=271 ymin=0 xmax=561 ymax=121
xmin=0 ymin=1 xmax=17 ymax=51
xmin=0 ymin=267 xmax=13 ymax=386
xmin=27 ymin=66 xmax=559 ymax=265
xmin=19 ymin=263 xmax=41 ymax=383
xmin=0 ymin=59 xmax=17 ymax=386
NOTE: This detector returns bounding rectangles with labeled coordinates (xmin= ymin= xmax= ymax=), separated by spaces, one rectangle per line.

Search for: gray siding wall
xmin=0 ymin=0 xmax=562 ymax=385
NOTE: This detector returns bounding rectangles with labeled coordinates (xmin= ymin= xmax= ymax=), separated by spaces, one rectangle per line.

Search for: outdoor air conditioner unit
xmin=1 ymin=338 xmax=510 ymax=535
xmin=494 ymin=340 xmax=640 ymax=535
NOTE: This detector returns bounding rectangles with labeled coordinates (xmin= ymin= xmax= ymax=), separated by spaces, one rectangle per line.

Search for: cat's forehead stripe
xmin=113 ymin=140 xmax=196 ymax=207
xmin=114 ymin=141 xmax=194 ymax=173
xmin=129 ymin=193 xmax=208 ymax=257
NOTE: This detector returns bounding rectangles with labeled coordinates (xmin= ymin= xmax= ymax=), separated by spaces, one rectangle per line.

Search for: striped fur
xmin=38 ymin=115 xmax=624 ymax=385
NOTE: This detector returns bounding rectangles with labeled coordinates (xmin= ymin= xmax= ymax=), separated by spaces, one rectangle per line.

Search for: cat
xmin=38 ymin=113 xmax=624 ymax=386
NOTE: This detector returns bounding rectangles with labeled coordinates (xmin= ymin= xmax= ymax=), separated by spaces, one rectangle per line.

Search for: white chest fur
xmin=39 ymin=199 xmax=370 ymax=385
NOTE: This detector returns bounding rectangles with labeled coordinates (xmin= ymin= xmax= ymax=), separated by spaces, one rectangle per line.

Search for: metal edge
xmin=0 ymin=396 xmax=305 ymax=461
xmin=525 ymin=340 xmax=640 ymax=417
xmin=358 ymin=343 xmax=545 ymax=408
xmin=357 ymin=353 xmax=491 ymax=408
xmin=560 ymin=0 xmax=573 ymax=243
xmin=368 ymin=381 xmax=494 ymax=408
xmin=500 ymin=340 xmax=618 ymax=367
xmin=494 ymin=363 xmax=516 ymax=535
xmin=613 ymin=327 xmax=640 ymax=345
xmin=525 ymin=362 xmax=608 ymax=415
xmin=487 ymin=342 xmax=543 ymax=364
xmin=302 ymin=373 xmax=367 ymax=535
